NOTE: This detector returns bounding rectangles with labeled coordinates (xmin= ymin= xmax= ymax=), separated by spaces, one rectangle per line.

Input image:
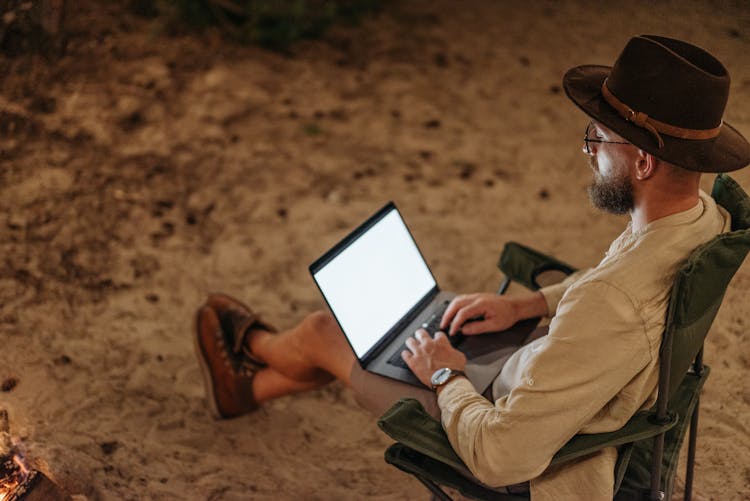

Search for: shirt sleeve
xmin=437 ymin=279 xmax=652 ymax=487
xmin=538 ymin=268 xmax=589 ymax=316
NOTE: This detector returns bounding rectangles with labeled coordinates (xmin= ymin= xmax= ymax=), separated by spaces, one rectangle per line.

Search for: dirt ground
xmin=1 ymin=1 xmax=749 ymax=499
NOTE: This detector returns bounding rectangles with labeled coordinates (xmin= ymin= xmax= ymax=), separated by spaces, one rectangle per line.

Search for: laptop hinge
xmin=361 ymin=286 xmax=441 ymax=365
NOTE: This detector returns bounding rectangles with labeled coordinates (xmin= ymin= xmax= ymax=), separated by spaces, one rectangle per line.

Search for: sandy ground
xmin=1 ymin=1 xmax=749 ymax=499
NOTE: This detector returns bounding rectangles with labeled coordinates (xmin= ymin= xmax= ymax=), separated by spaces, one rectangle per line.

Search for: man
xmin=194 ymin=35 xmax=750 ymax=499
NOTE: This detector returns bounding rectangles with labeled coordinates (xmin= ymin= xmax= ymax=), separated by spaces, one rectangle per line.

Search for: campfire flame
xmin=0 ymin=411 xmax=30 ymax=500
xmin=0 ymin=453 xmax=29 ymax=501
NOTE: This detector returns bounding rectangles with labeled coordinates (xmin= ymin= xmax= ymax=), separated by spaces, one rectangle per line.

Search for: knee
xmin=304 ymin=310 xmax=339 ymax=334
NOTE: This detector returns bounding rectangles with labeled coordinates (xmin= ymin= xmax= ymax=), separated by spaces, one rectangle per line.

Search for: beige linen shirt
xmin=437 ymin=191 xmax=730 ymax=500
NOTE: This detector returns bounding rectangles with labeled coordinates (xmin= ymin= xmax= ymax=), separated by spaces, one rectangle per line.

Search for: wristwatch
xmin=430 ymin=367 xmax=466 ymax=391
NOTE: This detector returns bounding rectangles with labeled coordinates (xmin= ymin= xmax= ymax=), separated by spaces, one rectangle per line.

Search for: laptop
xmin=309 ymin=201 xmax=537 ymax=391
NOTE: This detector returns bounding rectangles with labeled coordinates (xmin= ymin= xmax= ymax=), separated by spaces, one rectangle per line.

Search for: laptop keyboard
xmin=387 ymin=300 xmax=464 ymax=368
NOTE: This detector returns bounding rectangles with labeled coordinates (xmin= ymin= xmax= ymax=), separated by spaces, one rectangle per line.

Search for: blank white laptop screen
xmin=312 ymin=209 xmax=436 ymax=359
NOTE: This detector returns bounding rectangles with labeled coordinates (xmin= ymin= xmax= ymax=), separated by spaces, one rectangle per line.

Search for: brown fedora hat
xmin=563 ymin=35 xmax=750 ymax=172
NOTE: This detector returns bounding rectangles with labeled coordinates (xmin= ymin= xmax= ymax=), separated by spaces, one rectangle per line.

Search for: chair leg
xmin=415 ymin=475 xmax=453 ymax=501
xmin=649 ymin=433 xmax=666 ymax=501
xmin=684 ymin=397 xmax=700 ymax=501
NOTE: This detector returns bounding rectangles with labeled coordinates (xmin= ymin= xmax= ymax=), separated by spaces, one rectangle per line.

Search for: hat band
xmin=601 ymin=80 xmax=722 ymax=149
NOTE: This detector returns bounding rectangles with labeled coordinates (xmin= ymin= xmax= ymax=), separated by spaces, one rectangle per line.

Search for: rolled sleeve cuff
xmin=539 ymin=282 xmax=568 ymax=317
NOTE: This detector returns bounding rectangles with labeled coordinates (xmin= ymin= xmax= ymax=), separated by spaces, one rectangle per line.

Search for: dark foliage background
xmin=143 ymin=0 xmax=380 ymax=51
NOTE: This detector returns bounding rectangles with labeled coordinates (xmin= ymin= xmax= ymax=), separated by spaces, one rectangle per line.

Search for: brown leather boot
xmin=194 ymin=294 xmax=276 ymax=419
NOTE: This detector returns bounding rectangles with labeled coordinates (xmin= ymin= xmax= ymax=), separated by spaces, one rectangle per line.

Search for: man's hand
xmin=402 ymin=329 xmax=467 ymax=388
xmin=440 ymin=292 xmax=548 ymax=336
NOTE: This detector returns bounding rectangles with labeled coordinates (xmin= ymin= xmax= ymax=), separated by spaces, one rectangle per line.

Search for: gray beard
xmin=587 ymin=160 xmax=634 ymax=215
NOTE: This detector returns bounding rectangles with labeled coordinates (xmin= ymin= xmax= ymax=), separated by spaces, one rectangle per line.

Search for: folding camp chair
xmin=378 ymin=173 xmax=750 ymax=501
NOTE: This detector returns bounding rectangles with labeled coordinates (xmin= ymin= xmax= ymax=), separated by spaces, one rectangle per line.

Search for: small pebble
xmin=459 ymin=163 xmax=475 ymax=179
xmin=54 ymin=355 xmax=72 ymax=365
xmin=423 ymin=119 xmax=441 ymax=129
xmin=145 ymin=293 xmax=159 ymax=303
xmin=1 ymin=378 xmax=18 ymax=392
xmin=100 ymin=441 xmax=119 ymax=455
xmin=538 ymin=188 xmax=550 ymax=199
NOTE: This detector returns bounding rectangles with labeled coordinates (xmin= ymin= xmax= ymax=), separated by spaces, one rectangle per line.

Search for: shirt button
xmin=527 ymin=378 xmax=535 ymax=386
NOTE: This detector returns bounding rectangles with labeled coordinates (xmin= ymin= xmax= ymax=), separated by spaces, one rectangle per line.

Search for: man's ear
xmin=634 ymin=149 xmax=657 ymax=180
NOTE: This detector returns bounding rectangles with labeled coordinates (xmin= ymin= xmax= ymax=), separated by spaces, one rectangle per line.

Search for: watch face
xmin=431 ymin=367 xmax=451 ymax=386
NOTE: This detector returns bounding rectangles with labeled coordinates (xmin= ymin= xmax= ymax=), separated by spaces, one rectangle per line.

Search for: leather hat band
xmin=601 ymin=80 xmax=722 ymax=148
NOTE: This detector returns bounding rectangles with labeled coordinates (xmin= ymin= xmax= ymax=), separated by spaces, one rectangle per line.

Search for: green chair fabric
xmin=378 ymin=174 xmax=750 ymax=500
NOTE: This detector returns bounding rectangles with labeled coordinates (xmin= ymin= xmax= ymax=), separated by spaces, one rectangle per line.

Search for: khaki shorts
xmin=349 ymin=361 xmax=441 ymax=418
xmin=348 ymin=360 xmax=502 ymax=419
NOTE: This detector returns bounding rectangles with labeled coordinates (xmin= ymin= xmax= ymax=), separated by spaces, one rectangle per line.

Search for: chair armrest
xmin=378 ymin=397 xmax=678 ymax=476
xmin=378 ymin=398 xmax=472 ymax=477
xmin=498 ymin=242 xmax=577 ymax=291
xmin=551 ymin=411 xmax=677 ymax=466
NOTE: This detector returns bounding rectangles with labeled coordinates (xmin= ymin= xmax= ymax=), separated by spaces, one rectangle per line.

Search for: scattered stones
xmin=277 ymin=208 xmax=288 ymax=219
xmin=54 ymin=355 xmax=72 ymax=365
xmin=538 ymin=188 xmax=550 ymax=199
xmin=119 ymin=110 xmax=144 ymax=132
xmin=458 ymin=163 xmax=476 ymax=179
xmin=1 ymin=378 xmax=18 ymax=392
xmin=100 ymin=441 xmax=119 ymax=455
xmin=419 ymin=150 xmax=433 ymax=160
xmin=423 ymin=119 xmax=441 ymax=129
xmin=145 ymin=293 xmax=159 ymax=303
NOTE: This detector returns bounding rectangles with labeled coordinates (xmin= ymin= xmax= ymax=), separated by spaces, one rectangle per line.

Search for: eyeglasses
xmin=583 ymin=122 xmax=630 ymax=155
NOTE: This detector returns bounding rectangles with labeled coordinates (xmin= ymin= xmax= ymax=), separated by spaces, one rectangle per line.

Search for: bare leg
xmin=248 ymin=311 xmax=355 ymax=402
xmin=252 ymin=367 xmax=334 ymax=403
